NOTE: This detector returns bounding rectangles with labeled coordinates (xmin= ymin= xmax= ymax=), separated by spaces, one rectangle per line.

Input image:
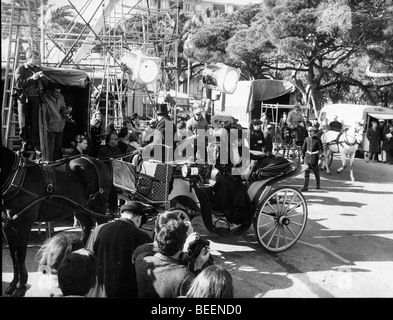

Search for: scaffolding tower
xmin=42 ymin=0 xmax=182 ymax=127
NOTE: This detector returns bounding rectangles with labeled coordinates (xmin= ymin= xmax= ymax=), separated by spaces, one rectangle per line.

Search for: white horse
xmin=320 ymin=128 xmax=364 ymax=181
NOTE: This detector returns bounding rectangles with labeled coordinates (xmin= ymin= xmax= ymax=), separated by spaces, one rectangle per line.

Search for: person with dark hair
xmin=132 ymin=210 xmax=195 ymax=263
xmin=329 ymin=115 xmax=343 ymax=132
xmin=14 ymin=49 xmax=49 ymax=153
xmin=97 ymin=132 xmax=122 ymax=159
xmin=25 ymin=231 xmax=84 ymax=297
xmin=135 ymin=219 xmax=210 ymax=298
xmin=57 ymin=248 xmax=97 ymax=297
xmin=90 ymin=112 xmax=104 ymax=157
xmin=185 ymin=265 xmax=234 ymax=298
xmin=69 ymin=135 xmax=89 ymax=156
xmin=117 ymin=126 xmax=136 ymax=161
xmin=86 ymin=201 xmax=151 ymax=297
xmin=250 ymin=119 xmax=265 ymax=152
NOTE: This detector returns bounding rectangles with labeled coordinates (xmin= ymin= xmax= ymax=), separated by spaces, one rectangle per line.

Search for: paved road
xmin=2 ymin=155 xmax=393 ymax=298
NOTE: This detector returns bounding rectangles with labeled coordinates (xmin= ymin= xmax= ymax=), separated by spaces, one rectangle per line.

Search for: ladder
xmin=2 ymin=0 xmax=40 ymax=153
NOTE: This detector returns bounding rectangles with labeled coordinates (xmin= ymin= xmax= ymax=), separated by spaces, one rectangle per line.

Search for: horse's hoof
xmin=13 ymin=285 xmax=27 ymax=297
xmin=5 ymin=284 xmax=16 ymax=296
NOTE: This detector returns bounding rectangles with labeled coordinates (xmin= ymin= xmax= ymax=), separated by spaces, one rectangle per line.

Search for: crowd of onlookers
xmin=25 ymin=203 xmax=233 ymax=298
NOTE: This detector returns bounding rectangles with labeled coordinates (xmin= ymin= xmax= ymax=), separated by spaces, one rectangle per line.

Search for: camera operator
xmin=14 ymin=49 xmax=48 ymax=153
xmin=135 ymin=219 xmax=210 ymax=298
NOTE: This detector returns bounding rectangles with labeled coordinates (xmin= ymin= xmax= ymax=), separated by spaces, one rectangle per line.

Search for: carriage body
xmin=180 ymin=148 xmax=308 ymax=253
xmin=112 ymin=156 xmax=200 ymax=223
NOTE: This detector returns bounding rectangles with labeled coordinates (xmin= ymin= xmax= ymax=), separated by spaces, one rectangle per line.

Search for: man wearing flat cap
xmin=86 ymin=200 xmax=151 ymax=297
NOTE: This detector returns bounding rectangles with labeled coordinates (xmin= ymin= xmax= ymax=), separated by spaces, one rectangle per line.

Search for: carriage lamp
xmin=181 ymin=164 xmax=206 ymax=179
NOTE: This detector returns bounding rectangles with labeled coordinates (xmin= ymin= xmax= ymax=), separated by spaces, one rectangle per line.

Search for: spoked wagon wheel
xmin=169 ymin=195 xmax=200 ymax=220
xmin=254 ymin=186 xmax=307 ymax=252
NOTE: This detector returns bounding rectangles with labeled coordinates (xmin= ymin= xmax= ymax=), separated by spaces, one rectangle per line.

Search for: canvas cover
xmin=41 ymin=66 xmax=89 ymax=88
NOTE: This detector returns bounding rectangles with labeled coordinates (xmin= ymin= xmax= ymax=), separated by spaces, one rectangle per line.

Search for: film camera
xmin=187 ymin=233 xmax=210 ymax=261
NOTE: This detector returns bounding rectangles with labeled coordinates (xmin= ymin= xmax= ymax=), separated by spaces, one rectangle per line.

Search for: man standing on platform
xmin=14 ymin=49 xmax=48 ymax=153
xmin=43 ymin=84 xmax=72 ymax=161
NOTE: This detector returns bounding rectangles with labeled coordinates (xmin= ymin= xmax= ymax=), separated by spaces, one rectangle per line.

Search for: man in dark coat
xmin=301 ymin=126 xmax=323 ymax=191
xmin=86 ymin=201 xmax=151 ymax=297
xmin=15 ymin=49 xmax=49 ymax=152
xmin=142 ymin=103 xmax=176 ymax=162
xmin=250 ymin=119 xmax=265 ymax=152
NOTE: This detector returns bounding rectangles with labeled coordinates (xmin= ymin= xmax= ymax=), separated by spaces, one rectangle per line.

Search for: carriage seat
xmin=250 ymin=157 xmax=292 ymax=181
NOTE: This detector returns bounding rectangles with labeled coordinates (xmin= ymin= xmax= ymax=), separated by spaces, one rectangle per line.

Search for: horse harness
xmin=323 ymin=130 xmax=359 ymax=152
xmin=2 ymin=152 xmax=109 ymax=222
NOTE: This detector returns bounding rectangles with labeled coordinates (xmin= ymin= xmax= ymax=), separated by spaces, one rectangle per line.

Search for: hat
xmin=131 ymin=113 xmax=140 ymax=119
xmin=267 ymin=124 xmax=273 ymax=129
xmin=252 ymin=119 xmax=262 ymax=125
xmin=156 ymin=104 xmax=169 ymax=116
xmin=379 ymin=119 xmax=385 ymax=123
xmin=120 ymin=201 xmax=147 ymax=225
xmin=193 ymin=109 xmax=202 ymax=115
xmin=307 ymin=126 xmax=316 ymax=132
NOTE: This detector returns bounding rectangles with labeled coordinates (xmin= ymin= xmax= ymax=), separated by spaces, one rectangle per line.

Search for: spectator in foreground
xmin=135 ymin=219 xmax=210 ymax=298
xmin=87 ymin=200 xmax=151 ymax=298
xmin=58 ymin=248 xmax=96 ymax=297
xmin=24 ymin=231 xmax=84 ymax=297
xmin=185 ymin=265 xmax=234 ymax=298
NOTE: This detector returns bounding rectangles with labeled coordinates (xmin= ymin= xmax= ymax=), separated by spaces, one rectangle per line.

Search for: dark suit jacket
xmin=91 ymin=219 xmax=151 ymax=297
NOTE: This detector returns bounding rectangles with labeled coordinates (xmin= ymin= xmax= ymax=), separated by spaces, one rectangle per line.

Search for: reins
xmin=2 ymin=152 xmax=115 ymax=223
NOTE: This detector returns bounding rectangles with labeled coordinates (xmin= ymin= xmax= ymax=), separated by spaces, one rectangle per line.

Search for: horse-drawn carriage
xmin=112 ymin=120 xmax=308 ymax=253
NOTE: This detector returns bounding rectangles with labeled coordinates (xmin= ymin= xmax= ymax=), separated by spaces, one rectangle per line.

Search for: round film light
xmin=138 ymin=59 xmax=159 ymax=84
xmin=223 ymin=69 xmax=239 ymax=94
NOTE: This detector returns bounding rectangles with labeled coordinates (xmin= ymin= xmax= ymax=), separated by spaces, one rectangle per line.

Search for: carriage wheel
xmin=169 ymin=196 xmax=199 ymax=220
xmin=167 ymin=207 xmax=191 ymax=223
xmin=254 ymin=186 xmax=307 ymax=252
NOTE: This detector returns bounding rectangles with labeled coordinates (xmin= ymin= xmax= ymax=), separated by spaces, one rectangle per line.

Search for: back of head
xmin=38 ymin=231 xmax=84 ymax=274
xmin=186 ymin=265 xmax=233 ymax=298
xmin=118 ymin=126 xmax=129 ymax=138
xmin=154 ymin=211 xmax=179 ymax=235
xmin=58 ymin=248 xmax=96 ymax=296
xmin=156 ymin=219 xmax=188 ymax=256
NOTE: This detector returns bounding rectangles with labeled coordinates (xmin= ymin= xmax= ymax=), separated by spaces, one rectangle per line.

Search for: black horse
xmin=1 ymin=146 xmax=114 ymax=296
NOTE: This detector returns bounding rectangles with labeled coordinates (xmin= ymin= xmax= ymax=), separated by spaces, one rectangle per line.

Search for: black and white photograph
xmin=1 ymin=0 xmax=392 ymax=315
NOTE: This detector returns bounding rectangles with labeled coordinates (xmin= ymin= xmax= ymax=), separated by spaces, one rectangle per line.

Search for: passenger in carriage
xmin=97 ymin=132 xmax=122 ymax=159
xmin=90 ymin=111 xmax=104 ymax=157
